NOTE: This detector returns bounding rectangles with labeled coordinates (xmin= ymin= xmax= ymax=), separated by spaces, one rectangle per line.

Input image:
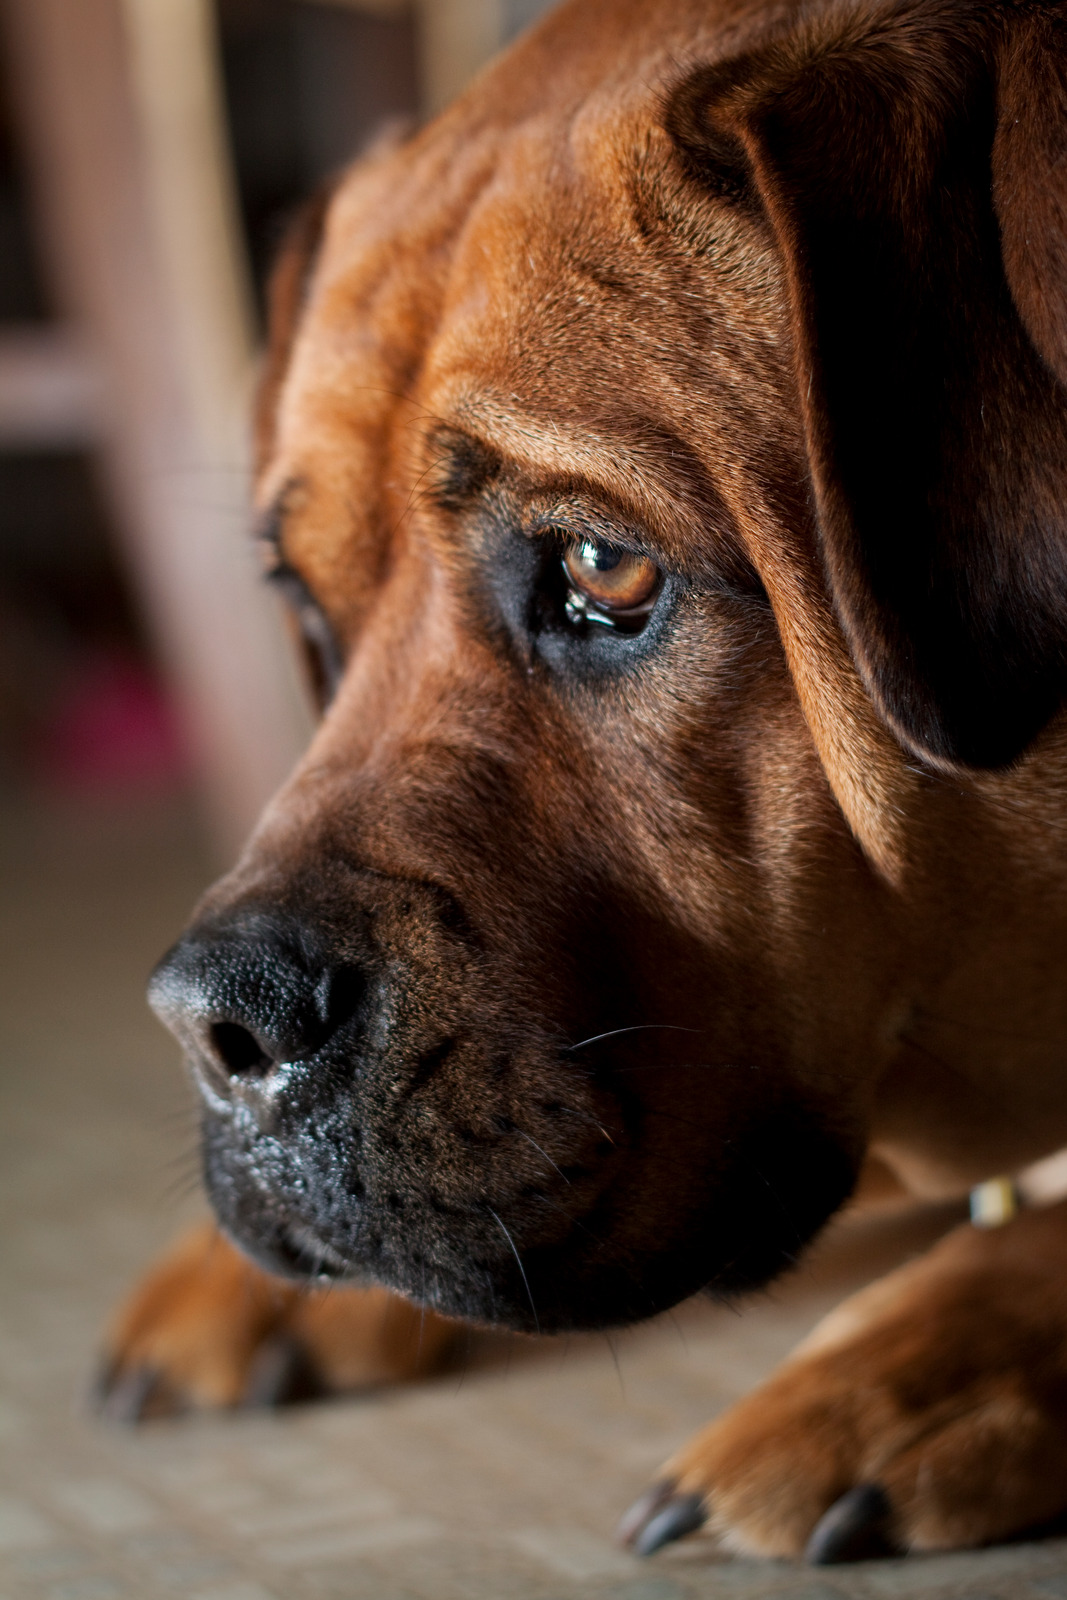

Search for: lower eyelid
xmin=562 ymin=575 xmax=663 ymax=635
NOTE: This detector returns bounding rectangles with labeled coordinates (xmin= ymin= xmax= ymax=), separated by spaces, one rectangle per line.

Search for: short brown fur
xmin=103 ymin=0 xmax=1067 ymax=1562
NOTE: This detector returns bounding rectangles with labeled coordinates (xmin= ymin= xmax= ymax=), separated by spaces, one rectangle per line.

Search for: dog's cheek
xmin=610 ymin=1084 xmax=861 ymax=1305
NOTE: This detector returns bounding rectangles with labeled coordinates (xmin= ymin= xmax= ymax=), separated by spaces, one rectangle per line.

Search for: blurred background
xmin=0 ymin=0 xmax=554 ymax=856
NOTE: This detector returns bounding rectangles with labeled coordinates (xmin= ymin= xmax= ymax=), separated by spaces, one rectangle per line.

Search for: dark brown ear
xmin=254 ymin=185 xmax=334 ymax=475
xmin=670 ymin=3 xmax=1067 ymax=767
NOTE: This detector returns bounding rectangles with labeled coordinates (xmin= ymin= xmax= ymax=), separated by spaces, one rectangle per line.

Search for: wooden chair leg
xmin=1 ymin=0 xmax=310 ymax=858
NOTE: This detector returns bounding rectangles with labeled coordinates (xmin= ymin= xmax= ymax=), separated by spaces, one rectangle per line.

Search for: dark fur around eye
xmin=463 ymin=509 xmax=674 ymax=680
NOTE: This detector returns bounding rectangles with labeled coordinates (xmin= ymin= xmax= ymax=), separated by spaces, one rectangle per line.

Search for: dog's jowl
xmin=100 ymin=0 xmax=1067 ymax=1566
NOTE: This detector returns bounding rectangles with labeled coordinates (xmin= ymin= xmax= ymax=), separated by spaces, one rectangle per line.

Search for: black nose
xmin=149 ymin=910 xmax=364 ymax=1085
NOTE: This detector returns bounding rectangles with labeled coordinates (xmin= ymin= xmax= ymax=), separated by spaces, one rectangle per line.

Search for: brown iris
xmin=562 ymin=539 xmax=660 ymax=621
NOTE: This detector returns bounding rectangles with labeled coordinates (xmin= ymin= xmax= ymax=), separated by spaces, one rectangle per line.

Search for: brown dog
xmin=99 ymin=0 xmax=1067 ymax=1566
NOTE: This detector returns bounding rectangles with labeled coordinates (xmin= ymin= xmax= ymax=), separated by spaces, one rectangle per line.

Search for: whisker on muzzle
xmin=512 ymin=1127 xmax=571 ymax=1184
xmin=487 ymin=1207 xmax=541 ymax=1336
xmin=564 ymin=1023 xmax=705 ymax=1053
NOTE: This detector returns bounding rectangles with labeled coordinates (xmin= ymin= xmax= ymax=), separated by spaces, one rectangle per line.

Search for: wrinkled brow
xmin=431 ymin=395 xmax=746 ymax=576
xmin=439 ymin=391 xmax=731 ymax=551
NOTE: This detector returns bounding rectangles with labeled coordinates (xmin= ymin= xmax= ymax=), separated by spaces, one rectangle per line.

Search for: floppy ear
xmin=670 ymin=4 xmax=1067 ymax=767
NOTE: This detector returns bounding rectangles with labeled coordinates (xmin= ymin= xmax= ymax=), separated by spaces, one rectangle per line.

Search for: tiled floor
xmin=3 ymin=793 xmax=1067 ymax=1600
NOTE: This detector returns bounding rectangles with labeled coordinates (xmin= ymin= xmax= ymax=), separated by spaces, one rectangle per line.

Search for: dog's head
xmin=150 ymin=0 xmax=1067 ymax=1331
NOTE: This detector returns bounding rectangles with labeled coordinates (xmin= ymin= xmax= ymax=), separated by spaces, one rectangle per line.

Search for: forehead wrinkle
xmin=438 ymin=386 xmax=716 ymax=550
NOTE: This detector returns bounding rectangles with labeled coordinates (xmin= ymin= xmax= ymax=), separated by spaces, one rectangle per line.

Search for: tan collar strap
xmin=970 ymin=1146 xmax=1067 ymax=1228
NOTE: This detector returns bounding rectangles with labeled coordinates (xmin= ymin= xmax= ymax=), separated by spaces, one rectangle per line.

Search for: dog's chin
xmin=202 ymin=1101 xmax=861 ymax=1334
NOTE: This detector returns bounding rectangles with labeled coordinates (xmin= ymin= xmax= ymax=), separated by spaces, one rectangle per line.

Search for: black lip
xmin=273 ymin=1222 xmax=351 ymax=1280
xmin=202 ymin=1089 xmax=861 ymax=1335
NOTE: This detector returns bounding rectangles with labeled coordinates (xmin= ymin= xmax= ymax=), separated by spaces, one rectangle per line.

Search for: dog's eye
xmin=562 ymin=539 xmax=660 ymax=630
xmin=295 ymin=605 xmax=343 ymax=711
xmin=267 ymin=565 xmax=343 ymax=711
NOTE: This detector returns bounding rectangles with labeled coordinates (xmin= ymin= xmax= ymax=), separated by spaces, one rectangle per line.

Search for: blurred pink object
xmin=32 ymin=648 xmax=188 ymax=793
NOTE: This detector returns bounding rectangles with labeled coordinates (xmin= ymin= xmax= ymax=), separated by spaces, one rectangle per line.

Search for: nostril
xmin=151 ymin=918 xmax=366 ymax=1083
xmin=210 ymin=1021 xmax=275 ymax=1079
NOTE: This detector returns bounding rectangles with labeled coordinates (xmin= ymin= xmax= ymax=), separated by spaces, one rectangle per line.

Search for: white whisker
xmin=565 ymin=1023 xmax=704 ymax=1052
xmin=514 ymin=1128 xmax=570 ymax=1183
xmin=487 ymin=1207 xmax=540 ymax=1335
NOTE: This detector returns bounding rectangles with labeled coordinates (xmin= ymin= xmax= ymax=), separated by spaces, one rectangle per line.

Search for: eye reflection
xmin=561 ymin=538 xmax=660 ymax=630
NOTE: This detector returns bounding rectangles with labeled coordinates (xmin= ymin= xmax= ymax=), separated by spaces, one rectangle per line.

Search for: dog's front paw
xmin=96 ymin=1222 xmax=457 ymax=1420
xmin=621 ymin=1202 xmax=1067 ymax=1561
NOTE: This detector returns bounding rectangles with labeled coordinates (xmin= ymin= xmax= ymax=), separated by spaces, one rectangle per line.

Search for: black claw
xmin=241 ymin=1335 xmax=324 ymax=1408
xmin=90 ymin=1355 xmax=120 ymax=1408
xmin=95 ymin=1363 xmax=164 ymax=1424
xmin=805 ymin=1483 xmax=894 ymax=1565
xmin=617 ymin=1480 xmax=676 ymax=1547
xmin=632 ymin=1493 xmax=707 ymax=1556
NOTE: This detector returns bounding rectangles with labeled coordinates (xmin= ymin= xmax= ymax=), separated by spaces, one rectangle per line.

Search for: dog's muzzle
xmin=149 ymin=897 xmax=860 ymax=1332
xmin=146 ymin=899 xmax=645 ymax=1325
